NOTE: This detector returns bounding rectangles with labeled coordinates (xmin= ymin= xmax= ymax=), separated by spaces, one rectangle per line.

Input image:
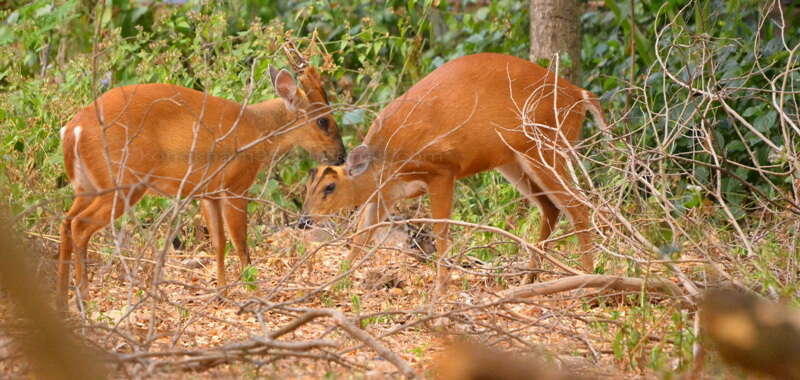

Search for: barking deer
xmin=301 ymin=53 xmax=606 ymax=291
xmin=58 ymin=63 xmax=344 ymax=308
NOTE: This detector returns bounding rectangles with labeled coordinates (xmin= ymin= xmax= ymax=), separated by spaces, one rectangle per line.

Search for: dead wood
xmin=111 ymin=307 xmax=418 ymax=378
xmin=500 ymin=274 xmax=684 ymax=300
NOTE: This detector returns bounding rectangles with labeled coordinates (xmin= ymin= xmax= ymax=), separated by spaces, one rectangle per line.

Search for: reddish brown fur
xmin=58 ymin=66 xmax=344 ymax=308
xmin=303 ymin=53 xmax=606 ymax=290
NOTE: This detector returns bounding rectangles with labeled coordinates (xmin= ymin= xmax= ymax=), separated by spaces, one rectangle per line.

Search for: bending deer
xmin=301 ymin=53 xmax=606 ymax=289
xmin=58 ymin=64 xmax=345 ymax=308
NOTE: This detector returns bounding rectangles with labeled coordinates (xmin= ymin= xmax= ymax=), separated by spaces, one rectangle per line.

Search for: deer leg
xmin=200 ymin=199 xmax=227 ymax=288
xmin=57 ymin=194 xmax=93 ymax=309
xmin=498 ymin=162 xmax=561 ymax=283
xmin=518 ymin=153 xmax=594 ymax=273
xmin=70 ymin=190 xmax=144 ymax=305
xmin=221 ymin=197 xmax=251 ymax=271
xmin=428 ymin=175 xmax=455 ymax=300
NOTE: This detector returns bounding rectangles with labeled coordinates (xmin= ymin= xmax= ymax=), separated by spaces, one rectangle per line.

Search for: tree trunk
xmin=529 ymin=0 xmax=582 ymax=84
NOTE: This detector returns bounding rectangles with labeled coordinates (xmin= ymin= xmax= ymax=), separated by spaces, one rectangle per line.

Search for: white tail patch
xmin=70 ymin=126 xmax=98 ymax=192
xmin=72 ymin=127 xmax=82 ymax=173
xmin=59 ymin=126 xmax=66 ymax=139
xmin=580 ymin=90 xmax=609 ymax=132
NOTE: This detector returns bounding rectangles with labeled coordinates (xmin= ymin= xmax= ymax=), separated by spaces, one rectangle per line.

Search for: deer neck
xmin=247 ymin=98 xmax=301 ymax=157
xmin=350 ymin=160 xmax=412 ymax=206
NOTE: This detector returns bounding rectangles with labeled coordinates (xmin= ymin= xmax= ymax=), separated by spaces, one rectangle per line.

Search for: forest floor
xmin=1 ymin=221 xmax=743 ymax=379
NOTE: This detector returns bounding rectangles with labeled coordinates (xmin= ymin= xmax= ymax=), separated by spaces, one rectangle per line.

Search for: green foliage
xmin=0 ymin=0 xmax=80 ymax=76
xmin=2 ymin=0 xmax=796 ymax=222
xmin=350 ymin=294 xmax=361 ymax=313
xmin=241 ymin=265 xmax=259 ymax=291
xmin=583 ymin=0 xmax=799 ymax=216
xmin=333 ymin=260 xmax=353 ymax=292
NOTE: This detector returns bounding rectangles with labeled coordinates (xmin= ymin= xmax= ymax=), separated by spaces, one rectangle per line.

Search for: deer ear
xmin=270 ymin=67 xmax=298 ymax=111
xmin=269 ymin=65 xmax=280 ymax=84
xmin=346 ymin=145 xmax=372 ymax=177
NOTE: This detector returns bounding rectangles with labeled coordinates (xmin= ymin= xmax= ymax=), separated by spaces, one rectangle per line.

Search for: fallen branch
xmin=111 ymin=307 xmax=418 ymax=378
xmin=278 ymin=307 xmax=418 ymax=379
xmin=114 ymin=336 xmax=340 ymax=372
xmin=499 ymin=274 xmax=684 ymax=301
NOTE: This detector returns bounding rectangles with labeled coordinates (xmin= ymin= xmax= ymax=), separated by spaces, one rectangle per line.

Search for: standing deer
xmin=301 ymin=53 xmax=606 ymax=291
xmin=58 ymin=62 xmax=345 ymax=308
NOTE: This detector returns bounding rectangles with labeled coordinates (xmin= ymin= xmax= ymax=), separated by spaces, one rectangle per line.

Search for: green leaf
xmin=633 ymin=28 xmax=654 ymax=66
xmin=605 ymin=0 xmax=622 ymax=21
xmin=241 ymin=266 xmax=259 ymax=291
xmin=0 ymin=26 xmax=13 ymax=46
xmin=535 ymin=57 xmax=550 ymax=68
xmin=34 ymin=4 xmax=53 ymax=17
xmin=465 ymin=32 xmax=485 ymax=45
xmin=130 ymin=7 xmax=150 ymax=23
xmin=342 ymin=109 xmax=366 ymax=125
xmin=6 ymin=10 xmax=20 ymax=24
xmin=753 ymin=110 xmax=777 ymax=133
xmin=474 ymin=7 xmax=490 ymax=21
xmin=742 ymin=105 xmax=762 ymax=117
xmin=725 ymin=140 xmax=745 ymax=154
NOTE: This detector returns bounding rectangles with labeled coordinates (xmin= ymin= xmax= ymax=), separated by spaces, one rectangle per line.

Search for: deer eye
xmin=323 ymin=183 xmax=336 ymax=195
xmin=316 ymin=117 xmax=330 ymax=131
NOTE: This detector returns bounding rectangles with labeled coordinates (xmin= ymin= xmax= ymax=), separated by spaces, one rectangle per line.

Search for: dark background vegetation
xmin=2 ymin=0 xmax=797 ymax=219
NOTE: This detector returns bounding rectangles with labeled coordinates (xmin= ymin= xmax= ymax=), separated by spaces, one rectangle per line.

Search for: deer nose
xmin=331 ymin=150 xmax=346 ymax=165
xmin=322 ymin=153 xmax=345 ymax=166
xmin=297 ymin=216 xmax=313 ymax=230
